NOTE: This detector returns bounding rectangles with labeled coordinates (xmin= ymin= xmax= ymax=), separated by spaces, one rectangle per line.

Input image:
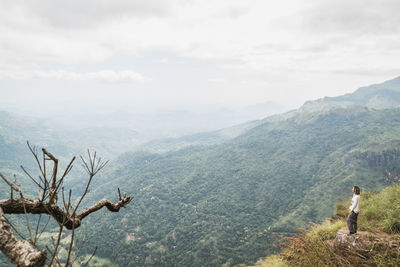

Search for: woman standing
xmin=348 ymin=186 xmax=360 ymax=235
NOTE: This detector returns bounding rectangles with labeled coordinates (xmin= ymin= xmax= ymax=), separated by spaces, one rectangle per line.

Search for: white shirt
xmin=349 ymin=194 xmax=360 ymax=213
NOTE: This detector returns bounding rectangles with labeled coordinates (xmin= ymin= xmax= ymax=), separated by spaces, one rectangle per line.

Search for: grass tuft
xmin=309 ymin=220 xmax=346 ymax=241
xmin=278 ymin=220 xmax=349 ymax=267
xmin=253 ymin=255 xmax=288 ymax=267
xmin=358 ymin=185 xmax=400 ymax=233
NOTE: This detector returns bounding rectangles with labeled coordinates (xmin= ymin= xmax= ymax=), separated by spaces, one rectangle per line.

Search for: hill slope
xmin=256 ymin=184 xmax=400 ymax=266
xmin=77 ymin=106 xmax=400 ymax=266
xmin=3 ymin=76 xmax=400 ymax=266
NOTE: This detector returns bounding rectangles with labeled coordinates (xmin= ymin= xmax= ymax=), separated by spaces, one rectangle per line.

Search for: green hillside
xmin=256 ymin=184 xmax=400 ymax=266
xmin=77 ymin=106 xmax=400 ymax=266
xmin=3 ymin=77 xmax=400 ymax=266
xmin=136 ymin=76 xmax=400 ymax=154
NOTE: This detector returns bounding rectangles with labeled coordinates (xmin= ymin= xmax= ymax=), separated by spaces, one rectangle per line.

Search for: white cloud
xmin=3 ymin=0 xmax=399 ymax=72
xmin=0 ymin=67 xmax=148 ymax=82
xmin=0 ymin=0 xmax=399 ymax=111
xmin=207 ymin=78 xmax=225 ymax=83
xmin=303 ymin=0 xmax=400 ymax=36
xmin=159 ymin=58 xmax=169 ymax=64
xmin=1 ymin=0 xmax=174 ymax=29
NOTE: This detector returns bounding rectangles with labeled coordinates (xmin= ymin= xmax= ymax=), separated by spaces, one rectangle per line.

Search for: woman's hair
xmin=353 ymin=186 xmax=360 ymax=195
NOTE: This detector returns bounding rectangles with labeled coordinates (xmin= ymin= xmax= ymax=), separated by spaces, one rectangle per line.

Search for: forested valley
xmin=2 ymin=77 xmax=400 ymax=266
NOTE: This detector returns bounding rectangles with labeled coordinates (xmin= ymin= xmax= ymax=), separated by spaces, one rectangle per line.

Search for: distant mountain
xmin=80 ymin=106 xmax=400 ymax=266
xmin=30 ymin=101 xmax=288 ymax=143
xmin=137 ymin=119 xmax=262 ymax=153
xmin=0 ymin=111 xmax=45 ymax=181
xmin=3 ymin=77 xmax=400 ymax=266
xmin=137 ymin=76 xmax=400 ymax=154
xmin=301 ymin=76 xmax=400 ymax=112
xmin=0 ymin=110 xmax=141 ymax=158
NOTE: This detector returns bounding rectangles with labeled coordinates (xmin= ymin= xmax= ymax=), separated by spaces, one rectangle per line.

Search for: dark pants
xmin=347 ymin=211 xmax=358 ymax=234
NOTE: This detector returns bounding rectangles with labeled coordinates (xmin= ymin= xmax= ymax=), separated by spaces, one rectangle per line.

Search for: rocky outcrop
xmin=333 ymin=227 xmax=400 ymax=258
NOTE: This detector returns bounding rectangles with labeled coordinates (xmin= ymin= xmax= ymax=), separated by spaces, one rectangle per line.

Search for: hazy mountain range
xmin=1 ymin=76 xmax=400 ymax=266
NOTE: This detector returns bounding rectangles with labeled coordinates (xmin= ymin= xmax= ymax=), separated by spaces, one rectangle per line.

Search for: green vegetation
xmin=78 ymin=255 xmax=119 ymax=267
xmin=2 ymin=106 xmax=400 ymax=266
xmin=253 ymin=255 xmax=288 ymax=267
xmin=349 ymin=185 xmax=400 ymax=233
xmin=74 ymin=107 xmax=400 ymax=266
xmin=2 ymin=77 xmax=400 ymax=266
xmin=257 ymin=184 xmax=400 ymax=266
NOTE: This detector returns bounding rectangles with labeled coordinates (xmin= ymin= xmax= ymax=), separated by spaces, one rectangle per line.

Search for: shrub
xmin=310 ymin=220 xmax=346 ymax=241
xmin=359 ymin=185 xmax=400 ymax=233
xmin=280 ymin=229 xmax=349 ymax=267
xmin=254 ymin=255 xmax=288 ymax=267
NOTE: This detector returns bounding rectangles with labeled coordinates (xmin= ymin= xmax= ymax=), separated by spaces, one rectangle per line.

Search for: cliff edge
xmin=252 ymin=185 xmax=400 ymax=267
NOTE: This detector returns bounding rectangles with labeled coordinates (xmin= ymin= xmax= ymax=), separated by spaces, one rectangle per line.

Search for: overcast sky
xmin=1 ymin=0 xmax=400 ymax=115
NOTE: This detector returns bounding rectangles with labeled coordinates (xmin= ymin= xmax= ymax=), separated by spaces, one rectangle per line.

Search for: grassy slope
xmin=256 ymin=184 xmax=400 ymax=266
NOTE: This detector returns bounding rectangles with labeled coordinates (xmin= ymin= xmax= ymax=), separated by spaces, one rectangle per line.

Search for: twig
xmin=0 ymin=173 xmax=19 ymax=192
xmin=43 ymin=148 xmax=59 ymax=204
xmin=72 ymin=235 xmax=87 ymax=264
xmin=34 ymin=214 xmax=42 ymax=245
xmin=62 ymin=188 xmax=68 ymax=213
xmin=43 ymin=149 xmax=46 ymax=181
xmin=55 ymin=157 xmax=76 ymax=196
xmin=82 ymin=246 xmax=97 ymax=267
xmin=48 ymin=220 xmax=65 ymax=266
xmin=36 ymin=215 xmax=51 ymax=242
xmin=65 ymin=215 xmax=76 ymax=266
xmin=3 ymin=214 xmax=27 ymax=240
xmin=73 ymin=151 xmax=108 ymax=215
xmin=27 ymin=141 xmax=46 ymax=179
xmin=20 ymin=189 xmax=34 ymax=244
xmin=20 ymin=165 xmax=45 ymax=190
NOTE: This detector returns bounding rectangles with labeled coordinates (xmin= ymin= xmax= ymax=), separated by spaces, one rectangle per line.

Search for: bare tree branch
xmin=0 ymin=195 xmax=132 ymax=230
xmin=0 ymin=207 xmax=47 ymax=267
xmin=77 ymin=195 xmax=132 ymax=221
xmin=0 ymin=147 xmax=132 ymax=266
xmin=3 ymin=213 xmax=27 ymax=241
xmin=72 ymin=235 xmax=87 ymax=264
xmin=0 ymin=173 xmax=19 ymax=193
xmin=36 ymin=215 xmax=51 ymax=243
xmin=65 ymin=216 xmax=75 ymax=266
xmin=42 ymin=149 xmax=58 ymax=204
xmin=27 ymin=142 xmax=46 ymax=180
xmin=34 ymin=214 xmax=42 ymax=245
xmin=48 ymin=222 xmax=64 ymax=267
xmin=20 ymin=166 xmax=44 ymax=190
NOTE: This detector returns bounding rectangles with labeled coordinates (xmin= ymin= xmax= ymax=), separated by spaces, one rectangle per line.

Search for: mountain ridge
xmin=79 ymin=105 xmax=400 ymax=266
xmin=2 ymin=76 xmax=400 ymax=266
xmin=300 ymin=75 xmax=400 ymax=112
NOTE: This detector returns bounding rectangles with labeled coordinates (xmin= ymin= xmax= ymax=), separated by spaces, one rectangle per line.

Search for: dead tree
xmin=0 ymin=142 xmax=132 ymax=266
